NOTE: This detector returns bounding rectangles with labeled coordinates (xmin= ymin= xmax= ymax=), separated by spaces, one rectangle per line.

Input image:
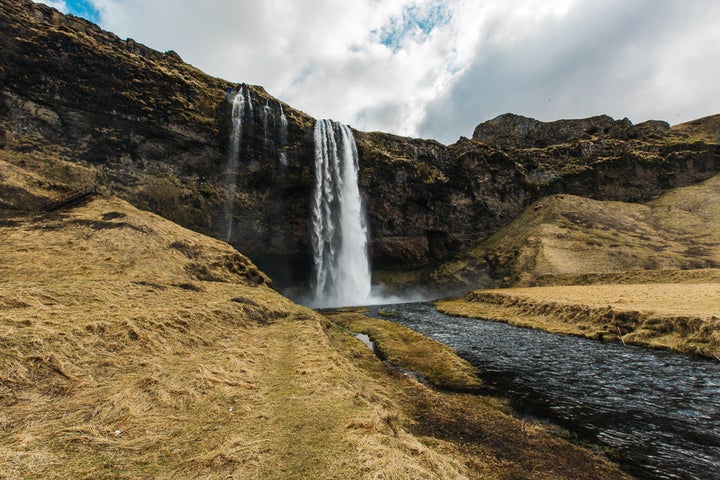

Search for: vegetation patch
xmin=325 ymin=310 xmax=482 ymax=392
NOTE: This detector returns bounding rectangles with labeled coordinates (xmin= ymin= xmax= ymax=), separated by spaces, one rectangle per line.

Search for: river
xmin=367 ymin=303 xmax=720 ymax=480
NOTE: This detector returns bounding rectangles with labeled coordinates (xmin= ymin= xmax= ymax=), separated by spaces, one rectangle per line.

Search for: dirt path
xmin=254 ymin=319 xmax=357 ymax=479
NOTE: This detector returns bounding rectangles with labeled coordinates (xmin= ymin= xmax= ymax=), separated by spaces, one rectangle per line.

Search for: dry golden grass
xmin=0 ymin=195 xmax=629 ymax=479
xmin=326 ymin=310 xmax=482 ymax=392
xmin=0 ymin=196 xmax=466 ymax=479
xmin=0 ymin=149 xmax=98 ymax=211
xmin=322 ymin=312 xmax=629 ymax=480
xmin=438 ymin=281 xmax=720 ymax=359
xmin=428 ymin=173 xmax=720 ymax=290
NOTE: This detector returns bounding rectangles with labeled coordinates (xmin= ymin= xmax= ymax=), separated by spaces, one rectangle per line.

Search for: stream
xmin=366 ymin=303 xmax=720 ymax=480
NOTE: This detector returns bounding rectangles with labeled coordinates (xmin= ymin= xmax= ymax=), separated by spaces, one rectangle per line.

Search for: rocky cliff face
xmin=472 ymin=113 xmax=671 ymax=148
xmin=355 ymin=131 xmax=534 ymax=272
xmin=357 ymin=113 xmax=720 ymax=279
xmin=0 ymin=0 xmax=317 ymax=286
xmin=2 ymin=0 xmax=720 ymax=294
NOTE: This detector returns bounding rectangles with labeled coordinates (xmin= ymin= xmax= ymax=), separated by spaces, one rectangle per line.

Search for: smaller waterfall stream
xmin=262 ymin=99 xmax=272 ymax=148
xmin=222 ymin=88 xmax=246 ymax=241
xmin=279 ymin=105 xmax=288 ymax=144
xmin=278 ymin=105 xmax=288 ymax=165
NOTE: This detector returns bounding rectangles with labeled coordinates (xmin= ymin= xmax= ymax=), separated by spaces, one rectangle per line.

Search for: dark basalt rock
xmin=471 ymin=113 xmax=671 ymax=149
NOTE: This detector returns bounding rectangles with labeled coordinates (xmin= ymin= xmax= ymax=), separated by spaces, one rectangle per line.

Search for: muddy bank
xmin=437 ymin=283 xmax=720 ymax=359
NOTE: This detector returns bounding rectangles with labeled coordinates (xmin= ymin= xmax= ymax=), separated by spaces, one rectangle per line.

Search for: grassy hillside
xmin=429 ymin=172 xmax=720 ymax=290
xmin=670 ymin=113 xmax=720 ymax=144
xmin=0 ymin=181 xmax=629 ymax=478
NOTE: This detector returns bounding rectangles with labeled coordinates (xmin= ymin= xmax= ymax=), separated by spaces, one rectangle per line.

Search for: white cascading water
xmin=222 ymin=88 xmax=245 ymax=242
xmin=278 ymin=105 xmax=288 ymax=166
xmin=279 ymin=105 xmax=288 ymax=144
xmin=262 ymin=99 xmax=271 ymax=148
xmin=310 ymin=119 xmax=372 ymax=308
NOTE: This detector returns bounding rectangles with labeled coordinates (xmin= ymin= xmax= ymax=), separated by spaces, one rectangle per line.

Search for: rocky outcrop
xmin=472 ymin=113 xmax=671 ymax=148
xmin=2 ymin=0 xmax=720 ymax=294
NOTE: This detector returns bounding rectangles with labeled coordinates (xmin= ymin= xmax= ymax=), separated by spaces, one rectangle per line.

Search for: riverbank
xmin=437 ymin=274 xmax=720 ymax=359
xmin=0 ymin=196 xmax=629 ymax=479
xmin=324 ymin=309 xmax=629 ymax=479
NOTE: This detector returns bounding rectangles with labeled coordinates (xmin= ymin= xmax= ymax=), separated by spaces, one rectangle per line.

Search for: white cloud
xmin=60 ymin=0 xmax=720 ymax=143
xmin=85 ymin=0 xmax=473 ymax=137
xmin=419 ymin=0 xmax=720 ymax=142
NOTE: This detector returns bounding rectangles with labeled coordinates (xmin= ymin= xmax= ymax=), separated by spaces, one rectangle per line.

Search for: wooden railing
xmin=41 ymin=185 xmax=97 ymax=212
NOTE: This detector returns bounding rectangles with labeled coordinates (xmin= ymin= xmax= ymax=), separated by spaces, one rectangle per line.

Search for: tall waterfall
xmin=310 ymin=120 xmax=372 ymax=308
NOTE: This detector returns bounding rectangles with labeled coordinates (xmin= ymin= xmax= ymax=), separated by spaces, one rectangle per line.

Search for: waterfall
xmin=262 ymin=99 xmax=272 ymax=148
xmin=310 ymin=119 xmax=372 ymax=308
xmin=279 ymin=105 xmax=288 ymax=144
xmin=278 ymin=105 xmax=288 ymax=166
xmin=222 ymin=88 xmax=245 ymax=242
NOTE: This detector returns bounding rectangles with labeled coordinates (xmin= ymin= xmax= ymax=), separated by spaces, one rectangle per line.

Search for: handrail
xmin=41 ymin=185 xmax=97 ymax=212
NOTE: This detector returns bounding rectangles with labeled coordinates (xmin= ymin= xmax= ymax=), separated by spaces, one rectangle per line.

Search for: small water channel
xmin=366 ymin=303 xmax=720 ymax=480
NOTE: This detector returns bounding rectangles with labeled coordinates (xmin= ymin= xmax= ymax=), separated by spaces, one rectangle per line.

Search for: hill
xmin=430 ymin=173 xmax=720 ymax=358
xmin=0 ymin=186 xmax=630 ymax=478
xmin=428 ymin=172 xmax=720 ymax=290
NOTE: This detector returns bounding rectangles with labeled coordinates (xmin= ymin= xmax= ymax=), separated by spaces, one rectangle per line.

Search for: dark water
xmin=367 ymin=303 xmax=720 ymax=480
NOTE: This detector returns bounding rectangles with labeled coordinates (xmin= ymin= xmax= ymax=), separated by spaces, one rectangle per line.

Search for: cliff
xmin=2 ymin=0 xmax=720 ymax=294
xmin=0 ymin=0 xmax=317 ymax=287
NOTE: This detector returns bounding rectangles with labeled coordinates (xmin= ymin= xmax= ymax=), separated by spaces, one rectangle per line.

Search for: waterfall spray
xmin=310 ymin=120 xmax=372 ymax=308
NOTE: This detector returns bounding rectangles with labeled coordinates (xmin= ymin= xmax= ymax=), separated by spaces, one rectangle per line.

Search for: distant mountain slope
xmin=672 ymin=114 xmax=720 ymax=144
xmin=429 ymin=173 xmax=720 ymax=289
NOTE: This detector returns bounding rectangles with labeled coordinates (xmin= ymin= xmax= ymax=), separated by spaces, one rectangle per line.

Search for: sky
xmin=40 ymin=0 xmax=720 ymax=144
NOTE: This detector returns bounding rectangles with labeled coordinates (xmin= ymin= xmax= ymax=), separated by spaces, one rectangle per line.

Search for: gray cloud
xmin=419 ymin=0 xmax=720 ymax=143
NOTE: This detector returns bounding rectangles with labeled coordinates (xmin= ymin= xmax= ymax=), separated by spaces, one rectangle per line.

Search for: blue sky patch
xmin=65 ymin=0 xmax=100 ymax=23
xmin=379 ymin=3 xmax=451 ymax=53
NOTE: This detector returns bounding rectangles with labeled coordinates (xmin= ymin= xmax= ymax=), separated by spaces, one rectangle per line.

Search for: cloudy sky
xmin=41 ymin=0 xmax=720 ymax=144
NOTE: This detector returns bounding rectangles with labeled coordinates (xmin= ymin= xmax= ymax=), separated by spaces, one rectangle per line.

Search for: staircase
xmin=41 ymin=185 xmax=97 ymax=212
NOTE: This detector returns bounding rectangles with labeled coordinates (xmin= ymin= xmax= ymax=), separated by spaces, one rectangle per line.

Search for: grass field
xmin=0 ymin=196 xmax=629 ymax=479
xmin=438 ymin=278 xmax=720 ymax=359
